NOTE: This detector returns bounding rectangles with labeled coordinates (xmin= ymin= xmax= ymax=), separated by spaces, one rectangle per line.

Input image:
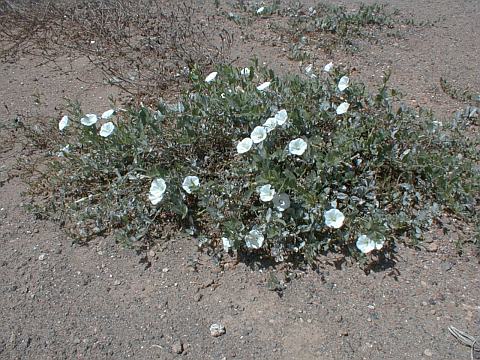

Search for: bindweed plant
xmin=29 ymin=61 xmax=479 ymax=265
xmin=271 ymin=2 xmax=399 ymax=55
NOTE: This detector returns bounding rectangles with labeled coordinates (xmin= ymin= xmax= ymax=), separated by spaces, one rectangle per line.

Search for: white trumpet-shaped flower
xmin=182 ymin=176 xmax=200 ymax=194
xmin=356 ymin=234 xmax=384 ymax=254
xmin=148 ymin=178 xmax=167 ymax=205
xmin=263 ymin=117 xmax=277 ymax=133
xmin=58 ymin=115 xmax=69 ymax=131
xmin=250 ymin=126 xmax=267 ymax=144
xmin=336 ymin=102 xmax=350 ymax=115
xmin=80 ymin=114 xmax=98 ymax=126
xmin=323 ymin=62 xmax=333 ymax=73
xmin=324 ymin=209 xmax=345 ymax=229
xmin=338 ymin=76 xmax=350 ymax=91
xmin=256 ymin=82 xmax=271 ymax=91
xmin=240 ymin=67 xmax=251 ymax=76
xmin=237 ymin=137 xmax=253 ymax=154
xmin=288 ymin=138 xmax=308 ymax=156
xmin=99 ymin=121 xmax=115 ymax=137
xmin=245 ymin=229 xmax=264 ymax=249
xmin=274 ymin=109 xmax=288 ymax=125
xmin=258 ymin=184 xmax=275 ymax=202
xmin=205 ymin=71 xmax=218 ymax=83
xmin=101 ymin=109 xmax=115 ymax=119
xmin=57 ymin=144 xmax=70 ymax=157
xmin=222 ymin=237 xmax=234 ymax=252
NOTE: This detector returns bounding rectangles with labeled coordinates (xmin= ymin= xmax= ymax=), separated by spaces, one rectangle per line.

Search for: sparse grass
xmin=440 ymin=77 xmax=480 ymax=106
xmin=271 ymin=2 xmax=400 ymax=55
xmin=0 ymin=0 xmax=233 ymax=100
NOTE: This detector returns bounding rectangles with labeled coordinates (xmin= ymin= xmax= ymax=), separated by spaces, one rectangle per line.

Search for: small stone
xmin=172 ymin=341 xmax=183 ymax=354
xmin=162 ymin=268 xmax=169 ymax=273
xmin=426 ymin=243 xmax=438 ymax=252
xmin=113 ymin=280 xmax=121 ymax=286
xmin=424 ymin=349 xmax=433 ymax=357
xmin=335 ymin=315 xmax=343 ymax=323
xmin=209 ymin=323 xmax=226 ymax=337
xmin=441 ymin=262 xmax=453 ymax=272
xmin=148 ymin=250 xmax=156 ymax=258
xmin=193 ymin=293 xmax=203 ymax=302
xmin=38 ymin=253 xmax=46 ymax=261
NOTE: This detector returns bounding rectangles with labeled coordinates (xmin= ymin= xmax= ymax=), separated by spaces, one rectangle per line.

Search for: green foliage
xmin=30 ymin=62 xmax=479 ymax=264
xmin=273 ymin=2 xmax=398 ymax=54
xmin=440 ymin=77 xmax=480 ymax=106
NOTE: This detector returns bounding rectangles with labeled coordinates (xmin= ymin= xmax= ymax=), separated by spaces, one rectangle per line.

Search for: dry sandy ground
xmin=0 ymin=0 xmax=479 ymax=359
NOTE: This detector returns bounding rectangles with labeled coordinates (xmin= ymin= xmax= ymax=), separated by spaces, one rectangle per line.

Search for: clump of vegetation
xmin=272 ymin=2 xmax=399 ymax=56
xmin=440 ymin=77 xmax=480 ymax=106
xmin=26 ymin=61 xmax=479 ymax=265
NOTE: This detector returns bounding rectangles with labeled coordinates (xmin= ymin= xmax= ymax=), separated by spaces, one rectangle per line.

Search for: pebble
xmin=209 ymin=323 xmax=226 ymax=337
xmin=441 ymin=262 xmax=453 ymax=272
xmin=426 ymin=243 xmax=438 ymax=252
xmin=38 ymin=253 xmax=46 ymax=261
xmin=193 ymin=293 xmax=203 ymax=302
xmin=172 ymin=340 xmax=183 ymax=354
xmin=424 ymin=349 xmax=433 ymax=357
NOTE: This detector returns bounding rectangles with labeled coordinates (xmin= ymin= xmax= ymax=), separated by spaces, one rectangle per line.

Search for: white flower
xmin=356 ymin=234 xmax=384 ymax=254
xmin=274 ymin=109 xmax=288 ymax=125
xmin=263 ymin=117 xmax=277 ymax=133
xmin=273 ymin=193 xmax=290 ymax=211
xmin=57 ymin=144 xmax=70 ymax=157
xmin=324 ymin=208 xmax=345 ymax=229
xmin=241 ymin=67 xmax=251 ymax=76
xmin=58 ymin=115 xmax=69 ymax=131
xmin=338 ymin=76 xmax=350 ymax=91
xmin=101 ymin=109 xmax=115 ymax=119
xmin=336 ymin=102 xmax=350 ymax=115
xmin=205 ymin=71 xmax=218 ymax=83
xmin=182 ymin=175 xmax=200 ymax=194
xmin=250 ymin=126 xmax=267 ymax=143
xmin=148 ymin=178 xmax=167 ymax=205
xmin=256 ymin=6 xmax=265 ymax=14
xmin=288 ymin=138 xmax=308 ymax=156
xmin=323 ymin=62 xmax=333 ymax=73
xmin=237 ymin=137 xmax=253 ymax=154
xmin=80 ymin=114 xmax=98 ymax=126
xmin=99 ymin=121 xmax=115 ymax=137
xmin=222 ymin=237 xmax=234 ymax=252
xmin=258 ymin=184 xmax=275 ymax=202
xmin=256 ymin=82 xmax=271 ymax=91
xmin=245 ymin=229 xmax=264 ymax=249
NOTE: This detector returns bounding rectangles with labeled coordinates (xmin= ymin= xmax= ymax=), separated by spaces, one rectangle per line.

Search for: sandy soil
xmin=0 ymin=1 xmax=479 ymax=359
